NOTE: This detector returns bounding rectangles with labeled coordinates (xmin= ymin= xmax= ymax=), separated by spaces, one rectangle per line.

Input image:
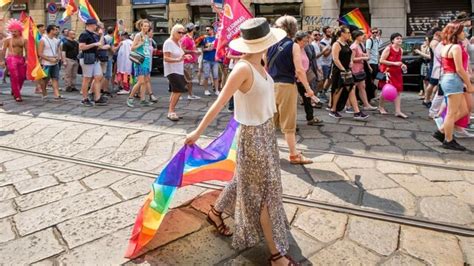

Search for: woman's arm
xmin=185 ymin=62 xmax=251 ymax=144
xmin=293 ymin=43 xmax=315 ymax=98
xmin=452 ymin=45 xmax=474 ymax=92
xmin=131 ymin=34 xmax=143 ymax=51
xmin=163 ymin=51 xmax=183 ymax=63
xmin=331 ymin=42 xmax=346 ymax=71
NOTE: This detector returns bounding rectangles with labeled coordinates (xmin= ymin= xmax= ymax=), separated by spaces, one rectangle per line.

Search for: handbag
xmin=129 ymin=51 xmax=145 ymax=65
xmin=341 ymin=70 xmax=354 ymax=85
xmin=375 ymin=71 xmax=387 ymax=81
xmin=353 ymin=71 xmax=366 ymax=81
xmin=83 ymin=52 xmax=96 ymax=65
xmin=306 ymin=68 xmax=317 ymax=83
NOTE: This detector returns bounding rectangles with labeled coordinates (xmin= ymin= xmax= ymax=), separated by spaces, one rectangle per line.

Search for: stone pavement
xmin=0 ymin=80 xmax=473 ymax=265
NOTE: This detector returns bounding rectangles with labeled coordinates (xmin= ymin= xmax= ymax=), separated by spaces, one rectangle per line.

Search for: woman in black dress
xmin=329 ymin=25 xmax=369 ymax=120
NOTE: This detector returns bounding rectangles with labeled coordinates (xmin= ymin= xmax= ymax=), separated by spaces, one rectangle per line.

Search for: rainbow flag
xmin=78 ymin=0 xmax=100 ymax=23
xmin=125 ymin=118 xmax=239 ymax=258
xmin=24 ymin=17 xmax=46 ymax=80
xmin=0 ymin=0 xmax=11 ymax=7
xmin=339 ymin=8 xmax=371 ymax=36
xmin=59 ymin=0 xmax=78 ymax=25
xmin=113 ymin=22 xmax=120 ymax=46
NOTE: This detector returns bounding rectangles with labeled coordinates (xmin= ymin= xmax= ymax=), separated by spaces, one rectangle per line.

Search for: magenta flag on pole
xmin=215 ymin=0 xmax=253 ymax=61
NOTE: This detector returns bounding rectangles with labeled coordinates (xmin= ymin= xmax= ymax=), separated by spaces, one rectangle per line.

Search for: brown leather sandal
xmin=268 ymin=253 xmax=299 ymax=266
xmin=289 ymin=153 xmax=313 ymax=165
xmin=207 ymin=205 xmax=233 ymax=237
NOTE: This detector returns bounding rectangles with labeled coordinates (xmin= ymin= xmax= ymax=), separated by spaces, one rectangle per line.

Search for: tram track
xmin=1 ymin=145 xmax=473 ymax=237
xmin=1 ymin=110 xmax=473 ymax=171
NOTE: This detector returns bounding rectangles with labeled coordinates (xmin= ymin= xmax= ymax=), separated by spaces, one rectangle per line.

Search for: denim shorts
xmin=322 ymin=65 xmax=331 ymax=79
xmin=203 ymin=60 xmax=219 ymax=79
xmin=440 ymin=73 xmax=464 ymax=96
xmin=43 ymin=64 xmax=60 ymax=79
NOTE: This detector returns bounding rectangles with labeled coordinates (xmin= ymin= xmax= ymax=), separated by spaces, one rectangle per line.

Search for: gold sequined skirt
xmin=215 ymin=119 xmax=290 ymax=254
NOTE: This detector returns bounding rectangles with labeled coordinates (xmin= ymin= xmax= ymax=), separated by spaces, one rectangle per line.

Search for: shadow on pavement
xmin=0 ymin=130 xmax=15 ymax=137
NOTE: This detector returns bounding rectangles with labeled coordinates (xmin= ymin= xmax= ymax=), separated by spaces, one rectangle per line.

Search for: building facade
xmin=1 ymin=0 xmax=473 ymax=38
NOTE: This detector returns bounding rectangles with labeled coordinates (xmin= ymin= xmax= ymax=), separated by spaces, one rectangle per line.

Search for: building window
xmin=191 ymin=6 xmax=218 ymax=33
xmin=134 ymin=7 xmax=168 ymax=33
xmin=253 ymin=4 xmax=302 ymax=28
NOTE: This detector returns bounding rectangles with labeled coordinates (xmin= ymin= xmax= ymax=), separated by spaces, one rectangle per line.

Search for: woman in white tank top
xmin=185 ymin=18 xmax=298 ymax=265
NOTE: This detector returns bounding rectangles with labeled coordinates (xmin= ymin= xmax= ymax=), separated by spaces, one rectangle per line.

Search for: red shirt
xmin=180 ymin=34 xmax=197 ymax=64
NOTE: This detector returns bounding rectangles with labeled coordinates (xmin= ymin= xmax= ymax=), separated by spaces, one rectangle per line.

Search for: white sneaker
xmin=204 ymin=90 xmax=211 ymax=96
xmin=150 ymin=94 xmax=158 ymax=102
xmin=117 ymin=89 xmax=129 ymax=95
xmin=455 ymin=128 xmax=474 ymax=138
xmin=215 ymin=90 xmax=220 ymax=96
xmin=187 ymin=95 xmax=201 ymax=100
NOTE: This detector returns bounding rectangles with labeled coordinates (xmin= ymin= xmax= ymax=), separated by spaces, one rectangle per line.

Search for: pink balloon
xmin=381 ymin=83 xmax=398 ymax=102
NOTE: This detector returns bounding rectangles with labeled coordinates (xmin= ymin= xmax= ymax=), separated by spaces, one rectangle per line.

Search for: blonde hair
xmin=171 ymin=24 xmax=185 ymax=35
xmin=275 ymin=15 xmax=298 ymax=38
xmin=135 ymin=19 xmax=151 ymax=31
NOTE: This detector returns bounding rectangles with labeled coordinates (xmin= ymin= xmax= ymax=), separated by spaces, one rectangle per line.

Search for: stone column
xmin=168 ymin=3 xmax=190 ymax=29
xmin=303 ymin=0 xmax=323 ymax=31
xmin=370 ymin=0 xmax=407 ymax=39
xmin=117 ymin=0 xmax=133 ymax=33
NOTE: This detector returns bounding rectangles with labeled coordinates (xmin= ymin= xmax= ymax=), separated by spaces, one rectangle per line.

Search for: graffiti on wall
xmin=407 ymin=10 xmax=462 ymax=34
xmin=303 ymin=16 xmax=339 ymax=31
xmin=171 ymin=17 xmax=189 ymax=26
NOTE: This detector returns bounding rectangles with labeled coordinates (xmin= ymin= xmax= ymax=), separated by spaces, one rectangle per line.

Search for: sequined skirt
xmin=215 ymin=118 xmax=290 ymax=254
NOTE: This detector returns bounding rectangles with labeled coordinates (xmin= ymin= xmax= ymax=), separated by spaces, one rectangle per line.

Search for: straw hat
xmin=229 ymin=18 xmax=286 ymax=54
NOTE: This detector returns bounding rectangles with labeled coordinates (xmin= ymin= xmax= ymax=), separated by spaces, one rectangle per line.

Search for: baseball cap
xmin=186 ymin=23 xmax=197 ymax=31
xmin=85 ymin=18 xmax=98 ymax=25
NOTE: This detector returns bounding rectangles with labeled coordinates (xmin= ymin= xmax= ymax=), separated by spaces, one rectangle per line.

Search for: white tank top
xmin=233 ymin=60 xmax=277 ymax=126
xmin=41 ymin=36 xmax=60 ymax=66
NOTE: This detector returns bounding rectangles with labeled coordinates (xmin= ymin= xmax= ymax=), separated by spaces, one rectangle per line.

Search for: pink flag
xmin=215 ymin=0 xmax=253 ymax=61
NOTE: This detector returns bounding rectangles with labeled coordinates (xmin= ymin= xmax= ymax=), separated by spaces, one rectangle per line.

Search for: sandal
xmin=167 ymin=112 xmax=179 ymax=122
xmin=206 ymin=205 xmax=232 ymax=237
xmin=14 ymin=97 xmax=22 ymax=102
xmin=289 ymin=152 xmax=313 ymax=165
xmin=268 ymin=253 xmax=299 ymax=266
xmin=378 ymin=107 xmax=388 ymax=115
xmin=395 ymin=113 xmax=408 ymax=119
xmin=307 ymin=117 xmax=324 ymax=126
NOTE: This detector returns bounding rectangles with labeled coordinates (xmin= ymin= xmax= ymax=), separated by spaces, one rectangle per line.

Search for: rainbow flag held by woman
xmin=78 ymin=0 xmax=100 ymax=23
xmin=59 ymin=0 xmax=78 ymax=25
xmin=125 ymin=118 xmax=239 ymax=258
xmin=339 ymin=8 xmax=371 ymax=36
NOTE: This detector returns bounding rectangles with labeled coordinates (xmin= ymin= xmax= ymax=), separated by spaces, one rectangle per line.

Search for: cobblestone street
xmin=0 ymin=79 xmax=473 ymax=265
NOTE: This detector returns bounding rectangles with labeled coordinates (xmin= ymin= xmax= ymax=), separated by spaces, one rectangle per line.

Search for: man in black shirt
xmin=61 ymin=30 xmax=79 ymax=92
xmin=78 ymin=18 xmax=107 ymax=106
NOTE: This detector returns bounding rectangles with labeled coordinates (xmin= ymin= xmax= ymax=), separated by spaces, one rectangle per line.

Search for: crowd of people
xmin=0 ymin=14 xmax=473 ymax=151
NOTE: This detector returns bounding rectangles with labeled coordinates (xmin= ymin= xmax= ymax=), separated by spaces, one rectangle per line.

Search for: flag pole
xmin=2 ymin=1 xmax=14 ymax=20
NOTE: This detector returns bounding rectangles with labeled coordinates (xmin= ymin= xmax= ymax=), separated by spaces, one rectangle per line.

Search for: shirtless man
xmin=0 ymin=20 xmax=27 ymax=102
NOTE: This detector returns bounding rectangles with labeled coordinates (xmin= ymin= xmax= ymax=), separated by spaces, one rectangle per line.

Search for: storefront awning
xmin=251 ymin=0 xmax=303 ymax=3
xmin=189 ymin=0 xmax=213 ymax=6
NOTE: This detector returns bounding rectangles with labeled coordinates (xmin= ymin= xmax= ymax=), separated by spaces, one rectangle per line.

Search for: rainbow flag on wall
xmin=125 ymin=118 xmax=239 ymax=258
xmin=23 ymin=17 xmax=46 ymax=80
xmin=339 ymin=8 xmax=371 ymax=36
xmin=78 ymin=0 xmax=100 ymax=23
xmin=59 ymin=0 xmax=78 ymax=25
